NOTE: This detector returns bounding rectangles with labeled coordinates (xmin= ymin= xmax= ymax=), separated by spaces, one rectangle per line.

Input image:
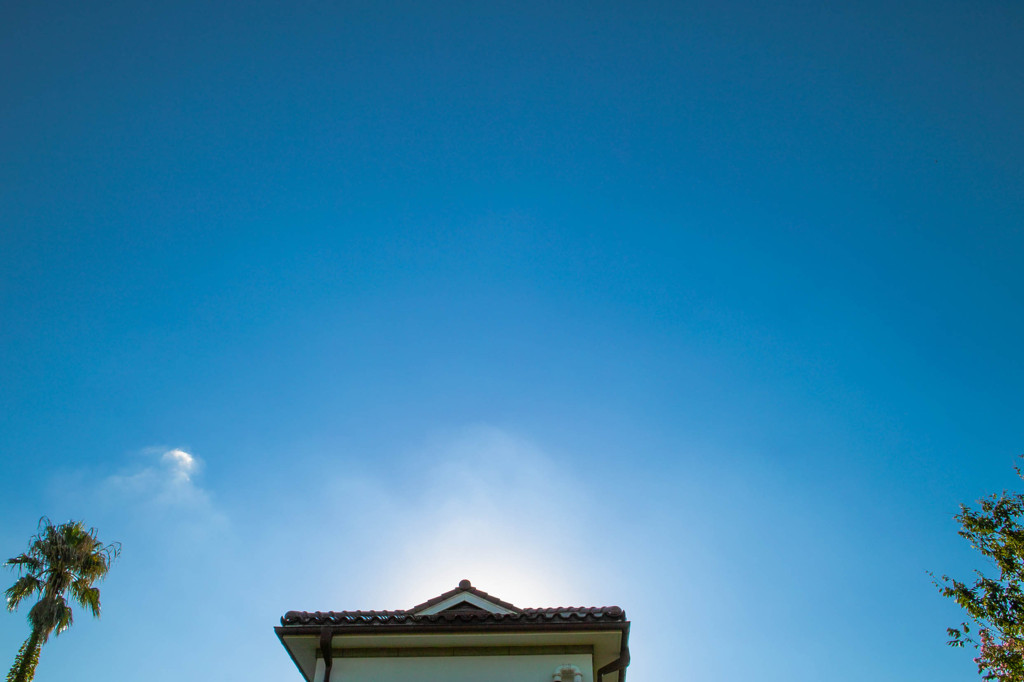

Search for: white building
xmin=276 ymin=579 xmax=631 ymax=682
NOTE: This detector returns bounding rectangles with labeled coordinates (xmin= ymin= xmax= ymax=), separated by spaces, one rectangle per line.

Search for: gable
xmin=415 ymin=590 xmax=517 ymax=615
xmin=410 ymin=579 xmax=522 ymax=615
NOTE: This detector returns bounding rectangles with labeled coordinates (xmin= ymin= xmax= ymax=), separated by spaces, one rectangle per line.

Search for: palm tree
xmin=5 ymin=518 xmax=120 ymax=682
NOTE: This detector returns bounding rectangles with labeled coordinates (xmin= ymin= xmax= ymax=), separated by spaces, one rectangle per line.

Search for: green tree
xmin=938 ymin=462 xmax=1024 ymax=681
xmin=4 ymin=518 xmax=120 ymax=682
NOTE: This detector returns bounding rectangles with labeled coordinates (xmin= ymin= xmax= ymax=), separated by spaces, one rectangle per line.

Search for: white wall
xmin=313 ymin=653 xmax=593 ymax=682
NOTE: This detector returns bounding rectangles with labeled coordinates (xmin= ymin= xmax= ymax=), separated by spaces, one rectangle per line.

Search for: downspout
xmin=320 ymin=626 xmax=334 ymax=682
xmin=596 ymin=646 xmax=630 ymax=682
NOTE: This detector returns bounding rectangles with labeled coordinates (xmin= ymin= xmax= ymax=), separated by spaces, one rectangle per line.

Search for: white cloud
xmin=161 ymin=448 xmax=197 ymax=482
xmin=104 ymin=447 xmax=221 ymax=519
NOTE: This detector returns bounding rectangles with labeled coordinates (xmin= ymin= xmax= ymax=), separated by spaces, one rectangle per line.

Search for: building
xmin=276 ymin=579 xmax=631 ymax=682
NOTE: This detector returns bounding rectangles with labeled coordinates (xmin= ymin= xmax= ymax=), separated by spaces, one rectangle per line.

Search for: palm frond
xmin=53 ymin=601 xmax=73 ymax=637
xmin=69 ymin=580 xmax=100 ymax=618
xmin=76 ymin=552 xmax=111 ymax=582
xmin=4 ymin=576 xmax=42 ymax=612
xmin=4 ymin=555 xmax=43 ymax=575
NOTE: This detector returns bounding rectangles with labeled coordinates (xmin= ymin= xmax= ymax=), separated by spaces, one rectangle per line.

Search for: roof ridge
xmin=408 ymin=579 xmax=523 ymax=614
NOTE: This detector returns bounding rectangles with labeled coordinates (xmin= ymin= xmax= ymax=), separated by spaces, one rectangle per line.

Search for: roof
xmin=276 ymin=580 xmax=630 ymax=682
xmin=281 ymin=605 xmax=626 ymax=627
xmin=280 ymin=578 xmax=626 ymax=627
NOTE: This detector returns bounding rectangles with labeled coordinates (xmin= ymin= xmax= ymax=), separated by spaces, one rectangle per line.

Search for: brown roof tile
xmin=280 ymin=606 xmax=626 ymax=627
xmin=279 ymin=580 xmax=627 ymax=627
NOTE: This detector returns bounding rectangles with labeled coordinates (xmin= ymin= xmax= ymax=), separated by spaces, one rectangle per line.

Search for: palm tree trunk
xmin=6 ymin=628 xmax=41 ymax=682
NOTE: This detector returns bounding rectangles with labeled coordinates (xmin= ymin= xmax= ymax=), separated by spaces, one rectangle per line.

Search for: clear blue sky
xmin=2 ymin=1 xmax=1022 ymax=680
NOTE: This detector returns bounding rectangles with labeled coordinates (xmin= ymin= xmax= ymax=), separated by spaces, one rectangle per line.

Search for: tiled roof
xmin=276 ymin=580 xmax=631 ymax=682
xmin=279 ymin=579 xmax=626 ymax=627
xmin=281 ymin=606 xmax=626 ymax=627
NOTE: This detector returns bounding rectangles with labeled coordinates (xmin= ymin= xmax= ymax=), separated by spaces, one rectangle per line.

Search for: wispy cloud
xmin=103 ymin=447 xmax=224 ymax=524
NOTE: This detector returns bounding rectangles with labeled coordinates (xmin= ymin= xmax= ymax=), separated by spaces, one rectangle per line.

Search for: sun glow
xmin=375 ymin=426 xmax=596 ymax=610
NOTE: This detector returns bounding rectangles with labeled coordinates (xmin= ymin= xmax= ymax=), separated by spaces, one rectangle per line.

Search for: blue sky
xmin=2 ymin=1 xmax=1023 ymax=680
